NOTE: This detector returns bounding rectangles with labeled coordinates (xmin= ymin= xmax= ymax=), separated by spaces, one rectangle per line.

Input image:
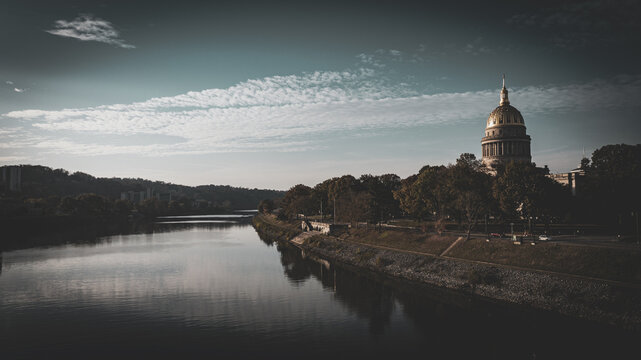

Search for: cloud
xmin=358 ymin=48 xmax=428 ymax=68
xmin=3 ymin=69 xmax=641 ymax=158
xmin=14 ymin=88 xmax=25 ymax=93
xmin=46 ymin=14 xmax=135 ymax=49
xmin=356 ymin=53 xmax=385 ymax=68
xmin=463 ymin=37 xmax=493 ymax=56
xmin=6 ymin=80 xmax=14 ymax=85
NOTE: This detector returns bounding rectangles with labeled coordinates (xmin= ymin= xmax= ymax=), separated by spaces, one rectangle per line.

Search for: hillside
xmin=1 ymin=165 xmax=284 ymax=210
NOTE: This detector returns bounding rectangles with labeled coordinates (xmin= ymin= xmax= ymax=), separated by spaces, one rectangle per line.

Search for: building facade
xmin=481 ymin=77 xmax=531 ymax=169
xmin=548 ymin=166 xmax=585 ymax=196
xmin=1 ymin=165 xmax=22 ymax=192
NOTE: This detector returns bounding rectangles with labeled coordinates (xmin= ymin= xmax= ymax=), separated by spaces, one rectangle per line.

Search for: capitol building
xmin=481 ymin=77 xmax=532 ymax=169
xmin=481 ymin=77 xmax=584 ymax=195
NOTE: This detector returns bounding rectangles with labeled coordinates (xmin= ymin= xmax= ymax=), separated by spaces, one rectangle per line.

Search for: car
xmin=538 ymin=234 xmax=551 ymax=241
xmin=489 ymin=232 xmax=503 ymax=238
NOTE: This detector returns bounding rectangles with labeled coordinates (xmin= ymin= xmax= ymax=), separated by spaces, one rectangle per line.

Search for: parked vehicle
xmin=538 ymin=234 xmax=551 ymax=241
xmin=489 ymin=232 xmax=503 ymax=238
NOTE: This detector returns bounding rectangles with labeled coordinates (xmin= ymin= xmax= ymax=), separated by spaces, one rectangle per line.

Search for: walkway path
xmin=439 ymin=236 xmax=465 ymax=256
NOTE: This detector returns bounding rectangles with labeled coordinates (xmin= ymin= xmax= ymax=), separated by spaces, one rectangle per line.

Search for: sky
xmin=1 ymin=0 xmax=640 ymax=190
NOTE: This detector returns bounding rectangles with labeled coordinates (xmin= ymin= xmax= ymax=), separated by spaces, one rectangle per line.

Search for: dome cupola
xmin=500 ymin=74 xmax=509 ymax=106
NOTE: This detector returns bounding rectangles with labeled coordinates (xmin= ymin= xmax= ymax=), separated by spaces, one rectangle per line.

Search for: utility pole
xmin=484 ymin=214 xmax=488 ymax=234
xmin=333 ymin=196 xmax=336 ymax=224
xmin=634 ymin=211 xmax=641 ymax=244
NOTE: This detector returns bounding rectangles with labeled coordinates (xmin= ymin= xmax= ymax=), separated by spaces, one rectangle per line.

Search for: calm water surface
xmin=0 ymin=219 xmax=636 ymax=359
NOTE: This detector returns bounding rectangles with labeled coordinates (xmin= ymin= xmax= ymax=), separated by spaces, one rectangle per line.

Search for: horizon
xmin=2 ymin=0 xmax=641 ymax=189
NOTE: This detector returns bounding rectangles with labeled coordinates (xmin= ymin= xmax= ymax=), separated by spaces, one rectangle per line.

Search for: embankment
xmin=253 ymin=214 xmax=641 ymax=331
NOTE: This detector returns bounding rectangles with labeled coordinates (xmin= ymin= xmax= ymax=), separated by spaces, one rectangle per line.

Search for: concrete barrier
xmin=301 ymin=221 xmax=348 ymax=235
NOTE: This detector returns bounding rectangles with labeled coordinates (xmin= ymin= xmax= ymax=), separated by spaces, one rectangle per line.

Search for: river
xmin=0 ymin=217 xmax=636 ymax=359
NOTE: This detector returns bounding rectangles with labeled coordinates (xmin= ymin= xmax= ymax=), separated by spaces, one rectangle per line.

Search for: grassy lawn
xmin=446 ymin=238 xmax=641 ymax=284
xmin=338 ymin=227 xmax=457 ymax=256
xmin=258 ymin=214 xmax=641 ymax=284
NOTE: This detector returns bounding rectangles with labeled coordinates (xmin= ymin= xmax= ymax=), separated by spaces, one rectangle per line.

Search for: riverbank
xmin=252 ymin=214 xmax=641 ymax=331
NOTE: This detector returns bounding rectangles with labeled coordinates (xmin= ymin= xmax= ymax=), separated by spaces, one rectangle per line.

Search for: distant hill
xmin=1 ymin=165 xmax=284 ymax=210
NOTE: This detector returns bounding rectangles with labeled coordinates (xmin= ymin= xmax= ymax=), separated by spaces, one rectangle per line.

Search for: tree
xmin=493 ymin=161 xmax=568 ymax=232
xmin=327 ymin=175 xmax=359 ymax=222
xmin=75 ymin=193 xmax=111 ymax=215
xmin=414 ymin=165 xmax=450 ymax=225
xmin=393 ymin=174 xmax=428 ymax=221
xmin=114 ymin=199 xmax=132 ymax=215
xmin=137 ymin=198 xmax=166 ymax=217
xmin=447 ymin=154 xmax=494 ymax=240
xmin=312 ymin=178 xmax=335 ymax=219
xmin=580 ymin=144 xmax=641 ymax=230
xmin=280 ymin=184 xmax=315 ymax=219
xmin=359 ymin=174 xmax=401 ymax=225
xmin=328 ymin=188 xmax=372 ymax=225
xmin=257 ymin=198 xmax=275 ymax=214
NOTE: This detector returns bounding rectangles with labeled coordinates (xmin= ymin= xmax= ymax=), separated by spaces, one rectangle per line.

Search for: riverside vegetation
xmin=272 ymin=144 xmax=641 ymax=241
xmin=0 ymin=165 xmax=283 ymax=250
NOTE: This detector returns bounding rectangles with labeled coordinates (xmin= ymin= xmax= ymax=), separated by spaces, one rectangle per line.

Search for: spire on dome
xmin=500 ymin=73 xmax=509 ymax=106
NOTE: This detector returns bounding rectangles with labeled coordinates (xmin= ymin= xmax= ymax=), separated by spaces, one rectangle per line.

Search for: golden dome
xmin=486 ymin=75 xmax=525 ymax=128
xmin=486 ymin=104 xmax=525 ymax=128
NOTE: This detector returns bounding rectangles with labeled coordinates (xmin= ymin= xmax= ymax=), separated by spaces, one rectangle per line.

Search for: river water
xmin=0 ymin=217 xmax=636 ymax=359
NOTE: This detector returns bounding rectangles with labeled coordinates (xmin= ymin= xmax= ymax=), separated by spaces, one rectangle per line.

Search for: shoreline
xmin=253 ymin=214 xmax=641 ymax=331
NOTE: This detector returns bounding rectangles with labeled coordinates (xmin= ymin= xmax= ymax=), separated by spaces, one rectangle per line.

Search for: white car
xmin=538 ymin=235 xmax=551 ymax=241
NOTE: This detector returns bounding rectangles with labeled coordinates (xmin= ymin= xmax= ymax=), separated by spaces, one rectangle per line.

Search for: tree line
xmin=0 ymin=192 xmax=235 ymax=219
xmin=266 ymin=144 xmax=641 ymax=240
xmin=0 ymin=165 xmax=285 ymax=217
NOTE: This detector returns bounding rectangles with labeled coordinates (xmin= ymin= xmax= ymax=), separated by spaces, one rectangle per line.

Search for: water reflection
xmin=276 ymin=243 xmax=394 ymax=334
xmin=271 ymin=240 xmax=639 ymax=359
xmin=0 ymin=221 xmax=636 ymax=359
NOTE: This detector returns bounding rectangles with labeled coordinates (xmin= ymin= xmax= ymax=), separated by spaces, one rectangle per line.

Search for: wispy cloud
xmin=13 ymin=88 xmax=26 ymax=93
xmin=463 ymin=37 xmax=493 ymax=56
xmin=356 ymin=53 xmax=385 ymax=68
xmin=46 ymin=14 xmax=135 ymax=49
xmin=6 ymin=80 xmax=14 ymax=85
xmin=357 ymin=48 xmax=428 ymax=68
xmin=3 ymin=70 xmax=641 ymax=158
